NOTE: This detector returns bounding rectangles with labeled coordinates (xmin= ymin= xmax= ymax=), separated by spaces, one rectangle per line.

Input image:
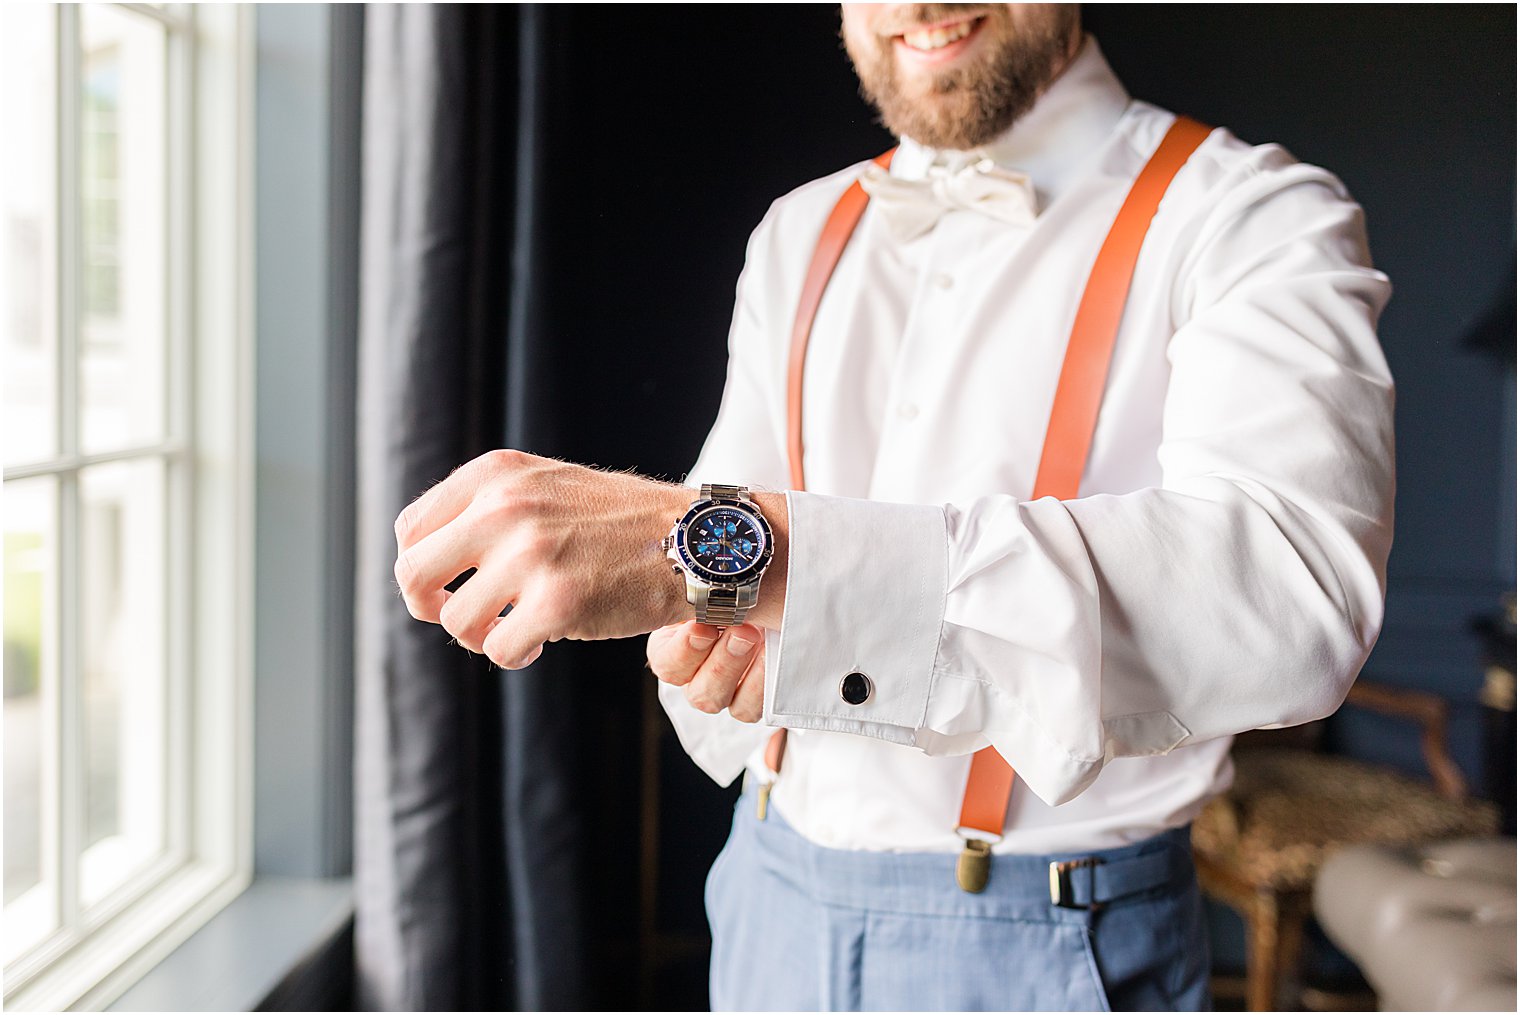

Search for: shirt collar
xmin=891 ymin=35 xmax=1131 ymax=210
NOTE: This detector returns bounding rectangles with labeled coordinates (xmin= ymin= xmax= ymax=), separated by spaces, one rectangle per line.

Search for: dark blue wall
xmin=1082 ymin=4 xmax=1517 ymax=984
xmin=1084 ymin=4 xmax=1518 ymax=788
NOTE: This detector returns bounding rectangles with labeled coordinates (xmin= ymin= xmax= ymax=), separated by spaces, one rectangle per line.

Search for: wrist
xmin=746 ymin=491 xmax=788 ymax=630
xmin=655 ymin=486 xmax=790 ymax=631
xmin=652 ymin=485 xmax=698 ymax=629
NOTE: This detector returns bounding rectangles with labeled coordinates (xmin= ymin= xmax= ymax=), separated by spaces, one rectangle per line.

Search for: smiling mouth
xmin=895 ymin=15 xmax=985 ymax=54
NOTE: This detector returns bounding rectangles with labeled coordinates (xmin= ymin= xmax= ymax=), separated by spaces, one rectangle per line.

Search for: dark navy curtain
xmin=353 ymin=6 xmax=589 ymax=1010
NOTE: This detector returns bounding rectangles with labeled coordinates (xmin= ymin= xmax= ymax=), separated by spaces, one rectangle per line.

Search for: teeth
xmin=902 ymin=19 xmax=976 ymax=52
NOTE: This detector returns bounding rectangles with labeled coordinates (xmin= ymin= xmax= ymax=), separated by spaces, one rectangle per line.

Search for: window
xmin=2 ymin=5 xmax=251 ymax=1009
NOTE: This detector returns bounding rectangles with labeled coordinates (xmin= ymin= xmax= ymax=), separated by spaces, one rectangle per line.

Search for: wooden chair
xmin=1191 ymin=682 xmax=1498 ymax=1011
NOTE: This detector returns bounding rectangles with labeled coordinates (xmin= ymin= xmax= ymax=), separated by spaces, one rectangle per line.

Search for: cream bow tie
xmin=860 ymin=158 xmax=1038 ymax=241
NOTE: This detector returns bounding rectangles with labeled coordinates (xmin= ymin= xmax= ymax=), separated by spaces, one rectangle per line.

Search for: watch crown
xmin=660 ymin=536 xmax=673 ymax=551
xmin=670 ymin=564 xmax=682 ymax=573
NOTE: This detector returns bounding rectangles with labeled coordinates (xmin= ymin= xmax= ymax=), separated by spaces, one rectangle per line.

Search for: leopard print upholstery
xmin=1191 ymin=749 xmax=1499 ymax=891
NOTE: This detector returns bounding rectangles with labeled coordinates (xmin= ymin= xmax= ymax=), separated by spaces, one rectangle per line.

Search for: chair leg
xmin=1246 ymin=889 xmax=1311 ymax=1011
xmin=1246 ymin=892 xmax=1280 ymax=1012
xmin=1274 ymin=893 xmax=1311 ymax=1002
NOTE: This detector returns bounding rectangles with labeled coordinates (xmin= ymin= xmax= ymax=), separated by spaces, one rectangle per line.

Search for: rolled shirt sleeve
xmin=763 ymin=152 xmax=1396 ymax=807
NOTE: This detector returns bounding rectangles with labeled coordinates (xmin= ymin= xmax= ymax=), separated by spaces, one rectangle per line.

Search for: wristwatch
xmin=661 ymin=483 xmax=775 ymax=627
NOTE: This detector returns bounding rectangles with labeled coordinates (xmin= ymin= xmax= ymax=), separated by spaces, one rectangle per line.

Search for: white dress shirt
xmin=660 ymin=37 xmax=1394 ymax=855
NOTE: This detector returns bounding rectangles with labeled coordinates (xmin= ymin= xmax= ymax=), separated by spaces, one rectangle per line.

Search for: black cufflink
xmin=840 ymin=671 xmax=872 ymax=706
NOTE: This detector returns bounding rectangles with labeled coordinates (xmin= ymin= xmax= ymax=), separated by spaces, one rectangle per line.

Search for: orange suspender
xmin=772 ymin=116 xmax=1213 ymax=863
xmin=787 ymin=148 xmax=897 ymax=491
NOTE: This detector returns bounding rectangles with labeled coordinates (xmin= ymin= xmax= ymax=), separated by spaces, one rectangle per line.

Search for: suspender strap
xmin=772 ymin=116 xmax=1214 ymax=855
xmin=786 ymin=149 xmax=896 ymax=491
xmin=766 ymin=148 xmax=897 ymax=791
xmin=957 ymin=744 xmax=1020 ymax=840
xmin=1028 ymin=115 xmax=1215 ymax=501
xmin=956 ymin=115 xmax=1213 ymax=844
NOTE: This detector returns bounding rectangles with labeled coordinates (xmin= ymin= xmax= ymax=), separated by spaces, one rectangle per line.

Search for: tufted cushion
xmin=1190 ymin=749 xmax=1499 ymax=891
xmin=1313 ymin=838 xmax=1517 ymax=1011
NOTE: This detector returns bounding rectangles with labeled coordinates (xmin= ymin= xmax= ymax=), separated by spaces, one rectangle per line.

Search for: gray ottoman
xmin=1314 ymin=838 xmax=1517 ymax=1011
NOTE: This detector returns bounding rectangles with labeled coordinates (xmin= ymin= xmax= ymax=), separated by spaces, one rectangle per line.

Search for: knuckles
xmin=513 ymin=521 xmax=558 ymax=567
xmin=487 ymin=640 xmax=541 ymax=671
xmin=658 ymin=630 xmax=767 ymax=720
xmin=683 ymin=682 xmax=725 ymax=714
xmin=529 ymin=585 xmax=576 ymax=632
xmin=483 ymin=630 xmax=518 ymax=669
xmin=437 ymin=594 xmax=478 ymax=645
xmin=393 ymin=448 xmax=536 ymax=546
xmin=483 ymin=447 xmax=527 ymax=472
xmin=482 ymin=638 xmax=510 ymax=669
xmin=392 ymin=554 xmax=432 ymax=620
xmin=392 ymin=550 xmax=419 ymax=594
xmin=648 ymin=659 xmax=690 ymax=686
xmin=397 ymin=449 xmax=673 ymax=656
xmin=474 ymin=482 xmax=520 ymax=524
xmin=473 ymin=491 xmax=560 ymax=567
xmin=645 ymin=629 xmax=703 ymax=686
xmin=393 ymin=502 xmax=421 ymax=545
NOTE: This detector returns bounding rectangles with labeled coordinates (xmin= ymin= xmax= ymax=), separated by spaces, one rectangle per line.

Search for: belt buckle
xmin=1049 ymin=857 xmax=1105 ymax=910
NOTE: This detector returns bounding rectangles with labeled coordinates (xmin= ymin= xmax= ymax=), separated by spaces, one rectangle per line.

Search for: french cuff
xmin=764 ymin=491 xmax=947 ymax=740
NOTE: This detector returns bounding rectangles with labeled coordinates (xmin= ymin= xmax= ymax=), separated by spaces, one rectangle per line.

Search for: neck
xmin=1039 ymin=29 xmax=1085 ymax=101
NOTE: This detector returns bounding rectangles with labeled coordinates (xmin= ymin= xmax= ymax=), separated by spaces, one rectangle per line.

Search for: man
xmin=393 ymin=4 xmax=1393 ymax=1009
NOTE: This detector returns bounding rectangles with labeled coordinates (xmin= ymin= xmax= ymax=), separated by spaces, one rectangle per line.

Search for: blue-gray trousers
xmin=706 ymin=786 xmax=1210 ymax=1011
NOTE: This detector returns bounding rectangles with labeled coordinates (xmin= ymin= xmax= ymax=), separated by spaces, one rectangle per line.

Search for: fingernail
xmin=689 ymin=632 xmax=717 ymax=651
xmin=726 ymin=632 xmax=756 ymax=656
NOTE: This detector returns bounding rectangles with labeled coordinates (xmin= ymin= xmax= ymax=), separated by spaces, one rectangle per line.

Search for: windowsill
xmin=107 ymin=876 xmax=352 ymax=1012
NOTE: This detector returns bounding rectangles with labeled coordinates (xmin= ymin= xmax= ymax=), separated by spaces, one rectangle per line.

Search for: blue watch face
xmin=686 ymin=506 xmax=767 ymax=580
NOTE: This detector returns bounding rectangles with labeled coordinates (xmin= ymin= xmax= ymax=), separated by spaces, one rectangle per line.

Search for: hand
xmin=646 ymin=621 xmax=766 ymax=722
xmin=393 ymin=449 xmax=694 ymax=669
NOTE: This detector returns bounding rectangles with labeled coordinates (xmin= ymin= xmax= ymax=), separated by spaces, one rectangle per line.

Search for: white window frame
xmin=3 ymin=4 xmax=254 ymax=1010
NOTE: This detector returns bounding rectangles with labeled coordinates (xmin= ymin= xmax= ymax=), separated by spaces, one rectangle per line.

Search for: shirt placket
xmin=865 ymin=212 xmax=981 ymax=505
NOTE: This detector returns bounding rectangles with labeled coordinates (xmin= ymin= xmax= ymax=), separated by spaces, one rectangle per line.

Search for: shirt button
xmin=840 ymin=671 xmax=873 ymax=705
xmin=897 ymin=402 xmax=919 ymax=421
xmin=934 ymin=273 xmax=954 ymax=290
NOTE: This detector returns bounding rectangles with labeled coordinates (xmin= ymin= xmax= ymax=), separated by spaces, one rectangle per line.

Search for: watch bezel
xmin=673 ymin=496 xmax=774 ymax=587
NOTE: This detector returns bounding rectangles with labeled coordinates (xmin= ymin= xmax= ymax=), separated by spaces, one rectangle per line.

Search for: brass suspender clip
xmin=1049 ymin=857 xmax=1106 ymax=910
xmin=755 ymin=779 xmax=774 ymax=821
xmin=956 ymin=838 xmax=993 ymax=894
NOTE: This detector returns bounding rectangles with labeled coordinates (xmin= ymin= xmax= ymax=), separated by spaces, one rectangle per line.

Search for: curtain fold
xmin=353 ymin=6 xmax=587 ymax=1009
xmin=498 ymin=7 xmax=593 ymax=1009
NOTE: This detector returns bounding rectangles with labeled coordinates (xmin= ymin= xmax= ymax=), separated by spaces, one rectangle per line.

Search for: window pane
xmin=3 ymin=477 xmax=59 ymax=963
xmin=78 ymin=6 xmax=167 ymax=456
xmin=0 ymin=6 xmax=58 ymax=468
xmin=79 ymin=459 xmax=167 ymax=908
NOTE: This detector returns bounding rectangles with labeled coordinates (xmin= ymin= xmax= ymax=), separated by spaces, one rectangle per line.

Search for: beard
xmin=843 ymin=4 xmax=1079 ymax=151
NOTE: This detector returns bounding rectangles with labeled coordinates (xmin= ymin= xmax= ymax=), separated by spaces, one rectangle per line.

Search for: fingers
xmin=482 ymin=591 xmax=559 ymax=670
xmin=682 ymin=625 xmax=762 ymax=715
xmin=437 ymin=567 xmax=517 ymax=654
xmin=648 ymin=621 xmax=766 ymax=718
xmin=646 ymin=621 xmax=725 ymax=687
xmin=727 ymin=650 xmax=766 ymax=723
xmin=394 ymin=449 xmax=523 ymax=552
xmin=394 ymin=516 xmax=486 ymax=623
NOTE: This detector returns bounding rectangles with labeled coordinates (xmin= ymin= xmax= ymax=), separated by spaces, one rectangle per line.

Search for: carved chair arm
xmin=1343 ymin=681 xmax=1467 ymax=801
